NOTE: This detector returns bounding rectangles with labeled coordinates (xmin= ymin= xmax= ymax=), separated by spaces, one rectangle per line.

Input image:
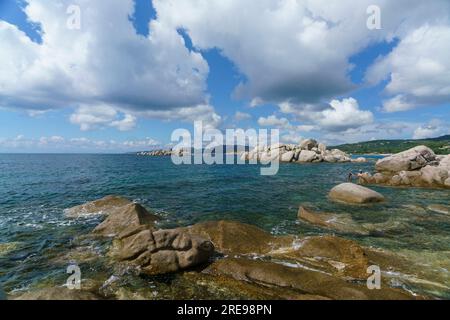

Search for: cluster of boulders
xmin=359 ymin=146 xmax=450 ymax=189
xmin=66 ymin=196 xmax=215 ymax=276
xmin=11 ymin=195 xmax=420 ymax=300
xmin=240 ymin=139 xmax=365 ymax=163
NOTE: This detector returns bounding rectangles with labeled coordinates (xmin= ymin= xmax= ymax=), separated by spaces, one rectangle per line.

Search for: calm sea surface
xmin=0 ymin=154 xmax=449 ymax=298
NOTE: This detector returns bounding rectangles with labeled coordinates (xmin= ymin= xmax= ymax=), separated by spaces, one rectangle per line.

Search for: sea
xmin=0 ymin=154 xmax=449 ymax=299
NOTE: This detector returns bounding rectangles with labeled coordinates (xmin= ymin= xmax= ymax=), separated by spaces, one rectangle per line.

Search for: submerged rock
xmin=0 ymin=242 xmax=21 ymax=257
xmin=273 ymin=235 xmax=370 ymax=280
xmin=181 ymin=271 xmax=329 ymax=300
xmin=204 ymin=258 xmax=414 ymax=300
xmin=110 ymin=226 xmax=214 ymax=275
xmin=93 ymin=203 xmax=159 ymax=237
xmin=298 ymin=206 xmax=368 ymax=235
xmin=187 ymin=220 xmax=293 ymax=255
xmin=329 ymin=183 xmax=385 ymax=204
xmin=13 ymin=287 xmax=101 ymax=300
xmin=65 ymin=195 xmax=132 ymax=218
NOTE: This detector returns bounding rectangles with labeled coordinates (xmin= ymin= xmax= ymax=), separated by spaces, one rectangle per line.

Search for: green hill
xmin=332 ymin=135 xmax=450 ymax=155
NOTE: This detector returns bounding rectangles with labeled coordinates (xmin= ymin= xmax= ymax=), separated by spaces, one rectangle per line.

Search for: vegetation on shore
xmin=332 ymin=135 xmax=450 ymax=155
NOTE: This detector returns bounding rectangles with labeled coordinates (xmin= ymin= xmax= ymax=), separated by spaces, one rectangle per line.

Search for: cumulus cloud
xmin=277 ymin=98 xmax=373 ymax=133
xmin=0 ymin=135 xmax=161 ymax=152
xmin=69 ymin=105 xmax=137 ymax=131
xmin=0 ymin=0 xmax=217 ymax=128
xmin=413 ymin=120 xmax=449 ymax=139
xmin=317 ymin=98 xmax=374 ymax=132
xmin=2 ymin=0 xmax=450 ymax=139
xmin=154 ymin=0 xmax=450 ymax=107
xmin=234 ymin=111 xmax=251 ymax=122
xmin=257 ymin=115 xmax=291 ymax=129
xmin=367 ymin=25 xmax=450 ymax=112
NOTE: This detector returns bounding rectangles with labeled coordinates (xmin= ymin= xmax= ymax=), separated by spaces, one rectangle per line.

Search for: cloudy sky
xmin=0 ymin=0 xmax=449 ymax=152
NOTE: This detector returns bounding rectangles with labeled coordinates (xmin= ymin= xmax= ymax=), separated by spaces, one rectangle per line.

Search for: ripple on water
xmin=0 ymin=154 xmax=449 ymax=298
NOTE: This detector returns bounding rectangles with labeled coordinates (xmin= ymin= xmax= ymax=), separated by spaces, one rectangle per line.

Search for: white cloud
xmin=0 ymin=135 xmax=161 ymax=152
xmin=234 ymin=111 xmax=251 ymax=122
xmin=154 ymin=0 xmax=450 ymax=107
xmin=141 ymin=104 xmax=222 ymax=130
xmin=317 ymin=98 xmax=374 ymax=132
xmin=367 ymin=25 xmax=450 ymax=112
xmin=258 ymin=115 xmax=291 ymax=129
xmin=381 ymin=95 xmax=415 ymax=113
xmin=0 ymin=0 xmax=212 ymax=126
xmin=110 ymin=114 xmax=137 ymax=132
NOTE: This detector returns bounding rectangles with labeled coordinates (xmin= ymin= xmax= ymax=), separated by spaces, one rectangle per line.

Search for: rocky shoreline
xmin=7 ymin=194 xmax=434 ymax=300
xmin=359 ymin=146 xmax=450 ymax=189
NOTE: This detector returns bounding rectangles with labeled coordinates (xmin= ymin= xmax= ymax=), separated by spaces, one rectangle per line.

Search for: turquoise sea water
xmin=0 ymin=154 xmax=449 ymax=298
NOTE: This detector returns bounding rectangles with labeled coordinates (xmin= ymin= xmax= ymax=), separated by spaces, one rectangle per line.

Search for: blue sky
xmin=0 ymin=0 xmax=449 ymax=152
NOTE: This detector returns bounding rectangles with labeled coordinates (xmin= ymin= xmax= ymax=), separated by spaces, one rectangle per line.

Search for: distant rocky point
xmin=137 ymin=149 xmax=174 ymax=156
xmin=136 ymin=139 xmax=364 ymax=164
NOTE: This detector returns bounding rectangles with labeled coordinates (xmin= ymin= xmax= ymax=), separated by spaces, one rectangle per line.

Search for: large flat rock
xmin=64 ymin=195 xmax=132 ymax=218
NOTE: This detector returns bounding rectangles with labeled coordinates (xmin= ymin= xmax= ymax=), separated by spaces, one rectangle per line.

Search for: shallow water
xmin=0 ymin=154 xmax=449 ymax=298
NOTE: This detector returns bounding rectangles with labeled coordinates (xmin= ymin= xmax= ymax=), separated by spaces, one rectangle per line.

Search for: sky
xmin=0 ymin=0 xmax=449 ymax=153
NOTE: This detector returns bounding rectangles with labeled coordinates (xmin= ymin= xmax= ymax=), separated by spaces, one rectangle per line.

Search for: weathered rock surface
xmin=13 ymin=287 xmax=101 ymax=300
xmin=299 ymin=139 xmax=318 ymax=150
xmin=204 ymin=258 xmax=414 ymax=300
xmin=64 ymin=195 xmax=132 ymax=218
xmin=329 ymin=183 xmax=385 ymax=204
xmin=187 ymin=220 xmax=293 ymax=255
xmin=0 ymin=242 xmax=21 ymax=257
xmin=110 ymin=226 xmax=214 ymax=275
xmin=181 ymin=272 xmax=330 ymax=300
xmin=241 ymin=138 xmax=352 ymax=164
xmin=93 ymin=203 xmax=159 ymax=237
xmin=271 ymin=235 xmax=370 ymax=280
xmin=298 ymin=206 xmax=408 ymax=237
xmin=298 ymin=150 xmax=317 ymax=163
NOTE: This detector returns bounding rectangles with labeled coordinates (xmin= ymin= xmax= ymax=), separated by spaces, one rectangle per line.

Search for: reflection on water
xmin=0 ymin=154 xmax=449 ymax=298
